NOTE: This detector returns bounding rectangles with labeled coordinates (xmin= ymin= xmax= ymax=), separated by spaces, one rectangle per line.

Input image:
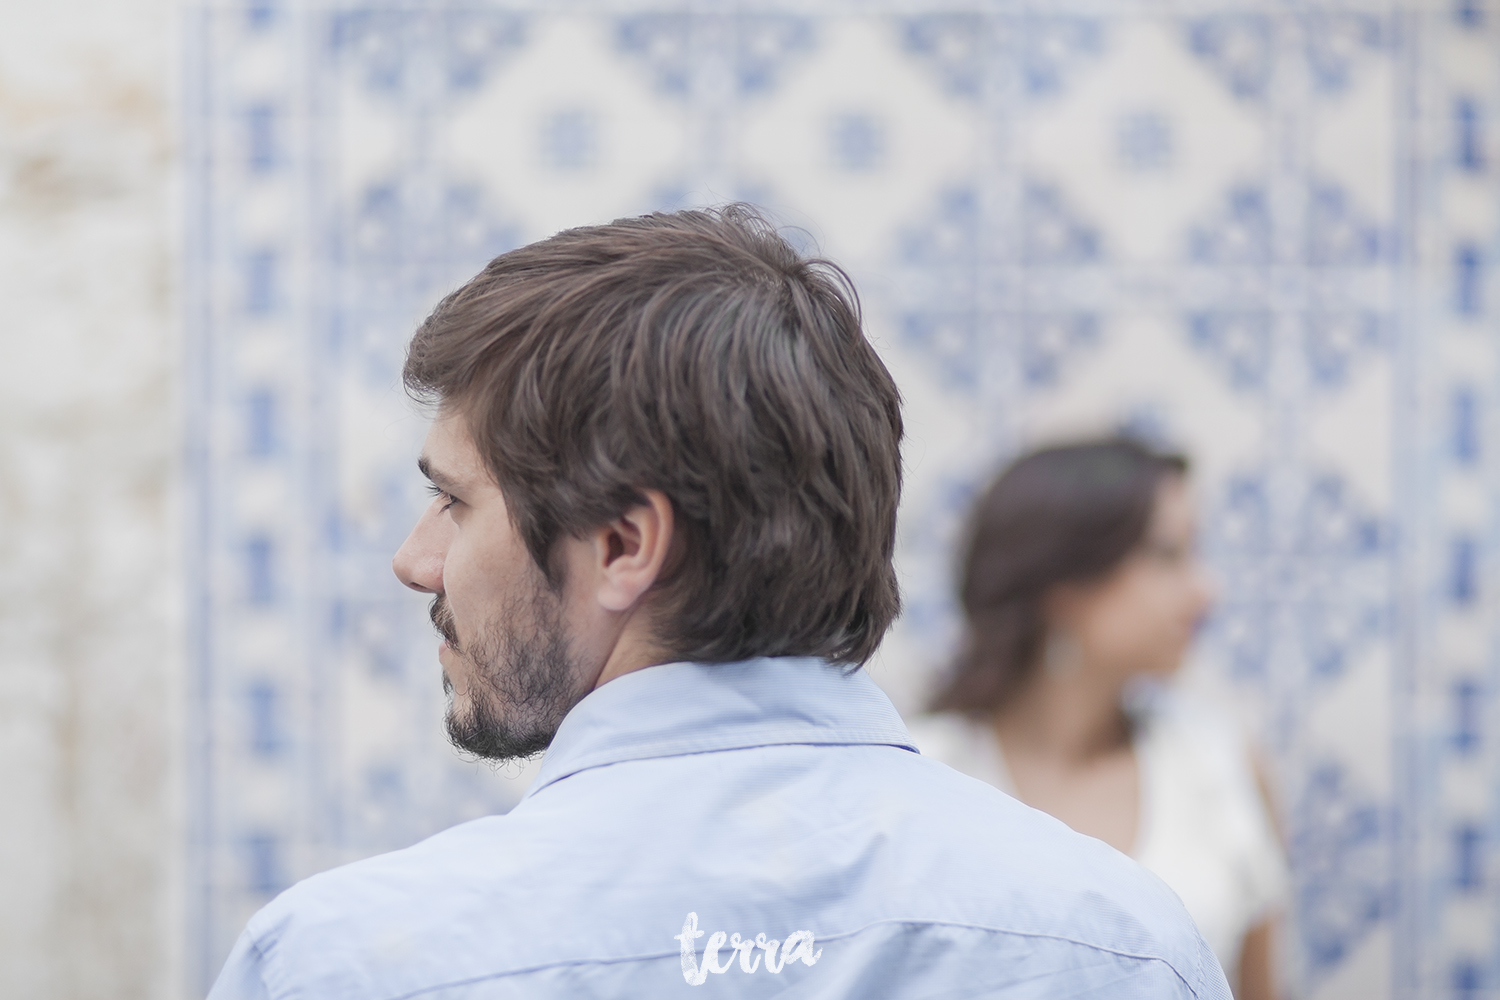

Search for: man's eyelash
xmin=425 ymin=483 xmax=457 ymax=511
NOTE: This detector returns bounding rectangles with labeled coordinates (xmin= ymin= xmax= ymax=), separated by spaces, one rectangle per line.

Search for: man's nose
xmin=393 ymin=504 xmax=447 ymax=594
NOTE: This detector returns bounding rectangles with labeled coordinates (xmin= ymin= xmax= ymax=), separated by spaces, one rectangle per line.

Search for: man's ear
xmin=592 ymin=489 xmax=674 ymax=613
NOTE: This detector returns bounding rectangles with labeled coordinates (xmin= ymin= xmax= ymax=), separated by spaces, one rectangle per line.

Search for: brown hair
xmin=403 ymin=204 xmax=903 ymax=667
xmin=930 ymin=437 xmax=1187 ymax=714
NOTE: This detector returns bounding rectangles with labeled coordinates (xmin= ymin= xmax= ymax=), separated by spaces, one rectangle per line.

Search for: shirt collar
xmin=523 ymin=656 xmax=917 ymax=800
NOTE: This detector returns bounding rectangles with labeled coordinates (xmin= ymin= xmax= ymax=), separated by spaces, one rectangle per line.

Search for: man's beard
xmin=429 ymin=582 xmax=585 ymax=761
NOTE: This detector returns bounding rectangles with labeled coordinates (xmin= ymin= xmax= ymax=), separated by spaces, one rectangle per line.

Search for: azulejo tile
xmin=186 ymin=5 xmax=1500 ymax=997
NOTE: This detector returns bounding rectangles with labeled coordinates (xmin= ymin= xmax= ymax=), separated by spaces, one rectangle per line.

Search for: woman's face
xmin=1054 ymin=474 xmax=1214 ymax=681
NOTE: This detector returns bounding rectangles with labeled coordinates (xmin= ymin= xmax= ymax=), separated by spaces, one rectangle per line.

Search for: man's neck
xmin=590 ymin=612 xmax=671 ymax=689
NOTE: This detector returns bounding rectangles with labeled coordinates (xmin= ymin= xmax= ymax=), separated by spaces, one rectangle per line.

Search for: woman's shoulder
xmin=1132 ymin=682 xmax=1279 ymax=853
xmin=1134 ymin=683 xmax=1253 ymax=779
xmin=1133 ymin=681 xmax=1291 ymax=919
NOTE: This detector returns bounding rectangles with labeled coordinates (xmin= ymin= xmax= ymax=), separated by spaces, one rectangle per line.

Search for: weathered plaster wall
xmin=0 ymin=3 xmax=182 ymax=998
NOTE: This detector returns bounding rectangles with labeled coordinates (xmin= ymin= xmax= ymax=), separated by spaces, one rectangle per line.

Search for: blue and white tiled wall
xmin=187 ymin=3 xmax=1500 ymax=996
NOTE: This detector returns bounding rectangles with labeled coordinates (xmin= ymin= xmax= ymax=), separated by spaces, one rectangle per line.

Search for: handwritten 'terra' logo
xmin=674 ymin=912 xmax=823 ymax=986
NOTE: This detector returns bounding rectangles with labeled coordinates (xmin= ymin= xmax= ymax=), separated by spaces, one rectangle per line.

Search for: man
xmin=210 ymin=206 xmax=1229 ymax=998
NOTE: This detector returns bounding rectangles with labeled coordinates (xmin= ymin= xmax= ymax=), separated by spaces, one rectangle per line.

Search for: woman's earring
xmin=1043 ymin=629 xmax=1081 ymax=676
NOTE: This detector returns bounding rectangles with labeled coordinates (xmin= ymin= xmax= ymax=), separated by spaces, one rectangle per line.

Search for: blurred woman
xmin=910 ymin=438 xmax=1287 ymax=999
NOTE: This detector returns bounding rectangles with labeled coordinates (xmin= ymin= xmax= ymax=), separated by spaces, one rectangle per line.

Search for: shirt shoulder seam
xmin=525 ymin=736 xmax=917 ymax=798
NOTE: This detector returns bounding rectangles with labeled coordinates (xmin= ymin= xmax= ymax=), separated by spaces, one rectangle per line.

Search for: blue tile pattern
xmin=186 ymin=4 xmax=1500 ymax=998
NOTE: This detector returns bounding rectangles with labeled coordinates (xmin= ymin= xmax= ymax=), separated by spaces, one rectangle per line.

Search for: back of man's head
xmin=403 ymin=204 xmax=903 ymax=667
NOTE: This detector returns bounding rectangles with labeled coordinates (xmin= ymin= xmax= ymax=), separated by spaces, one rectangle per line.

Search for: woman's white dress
xmin=907 ymin=691 xmax=1289 ymax=982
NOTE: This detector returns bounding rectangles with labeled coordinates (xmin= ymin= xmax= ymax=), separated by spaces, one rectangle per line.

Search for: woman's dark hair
xmin=404 ymin=204 xmax=902 ymax=667
xmin=930 ymin=437 xmax=1187 ymax=714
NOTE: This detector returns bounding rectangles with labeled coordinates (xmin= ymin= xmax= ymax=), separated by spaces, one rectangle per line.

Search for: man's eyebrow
xmin=417 ymin=456 xmax=462 ymax=494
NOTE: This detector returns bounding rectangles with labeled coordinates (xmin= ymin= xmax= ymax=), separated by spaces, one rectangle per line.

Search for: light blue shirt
xmin=211 ymin=657 xmax=1230 ymax=999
